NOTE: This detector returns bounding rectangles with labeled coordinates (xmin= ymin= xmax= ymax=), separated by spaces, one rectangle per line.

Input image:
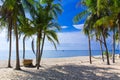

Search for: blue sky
xmin=58 ymin=0 xmax=85 ymax=32
xmin=0 ymin=0 xmax=114 ymax=51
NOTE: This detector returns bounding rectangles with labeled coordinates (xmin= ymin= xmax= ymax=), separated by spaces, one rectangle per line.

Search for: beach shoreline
xmin=0 ymin=56 xmax=120 ymax=80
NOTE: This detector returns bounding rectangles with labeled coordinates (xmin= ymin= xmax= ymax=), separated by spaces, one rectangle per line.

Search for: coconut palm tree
xmin=19 ymin=0 xmax=62 ymax=69
xmin=94 ymin=0 xmax=120 ymax=64
xmin=74 ymin=0 xmax=98 ymax=64
xmin=39 ymin=22 xmax=61 ymax=66
xmin=38 ymin=0 xmax=62 ymax=66
xmin=0 ymin=0 xmax=14 ymax=68
xmin=74 ymin=0 xmax=115 ymax=65
xmin=99 ymin=36 xmax=104 ymax=62
xmin=1 ymin=0 xmax=25 ymax=70
xmin=36 ymin=0 xmax=62 ymax=69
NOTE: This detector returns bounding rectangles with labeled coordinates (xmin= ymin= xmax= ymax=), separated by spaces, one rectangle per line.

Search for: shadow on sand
xmin=19 ymin=64 xmax=120 ymax=80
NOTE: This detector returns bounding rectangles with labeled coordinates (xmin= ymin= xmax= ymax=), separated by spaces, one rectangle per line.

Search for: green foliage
xmin=73 ymin=10 xmax=88 ymax=23
xmin=103 ymin=51 xmax=112 ymax=57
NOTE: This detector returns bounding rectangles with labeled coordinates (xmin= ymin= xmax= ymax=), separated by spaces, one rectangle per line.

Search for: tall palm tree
xmin=83 ymin=26 xmax=92 ymax=64
xmin=0 ymin=0 xmax=13 ymax=68
xmin=38 ymin=0 xmax=62 ymax=66
xmin=36 ymin=0 xmax=62 ymax=69
xmin=39 ymin=23 xmax=60 ymax=66
xmin=22 ymin=35 xmax=26 ymax=59
xmin=112 ymin=27 xmax=116 ymax=63
xmin=94 ymin=0 xmax=120 ymax=64
xmin=83 ymin=15 xmax=96 ymax=64
xmin=1 ymin=0 xmax=25 ymax=70
xmin=74 ymin=0 xmax=98 ymax=64
xmin=99 ymin=36 xmax=104 ymax=62
xmin=19 ymin=0 xmax=62 ymax=69
xmin=74 ymin=0 xmax=114 ymax=65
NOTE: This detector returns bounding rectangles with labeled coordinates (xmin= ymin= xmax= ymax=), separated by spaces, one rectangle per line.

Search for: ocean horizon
xmin=0 ymin=50 xmax=120 ymax=60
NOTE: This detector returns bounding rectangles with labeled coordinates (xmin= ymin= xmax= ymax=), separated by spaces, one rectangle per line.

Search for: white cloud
xmin=44 ymin=31 xmax=101 ymax=50
xmin=61 ymin=26 xmax=68 ymax=29
xmin=43 ymin=31 xmax=87 ymax=50
xmin=73 ymin=24 xmax=84 ymax=30
xmin=58 ymin=31 xmax=86 ymax=43
xmin=0 ymin=29 xmax=111 ymax=51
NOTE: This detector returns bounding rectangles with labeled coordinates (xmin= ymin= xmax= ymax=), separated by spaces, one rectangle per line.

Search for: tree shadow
xmin=19 ymin=64 xmax=120 ymax=80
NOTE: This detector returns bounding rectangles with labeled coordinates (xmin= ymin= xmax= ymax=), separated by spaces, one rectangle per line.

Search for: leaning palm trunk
xmin=39 ymin=33 xmax=46 ymax=66
xmin=36 ymin=32 xmax=42 ymax=69
xmin=118 ymin=22 xmax=120 ymax=58
xmin=118 ymin=13 xmax=120 ymax=57
xmin=8 ymin=22 xmax=12 ymax=68
xmin=35 ymin=38 xmax=38 ymax=67
xmin=102 ymin=31 xmax=110 ymax=65
xmin=88 ymin=33 xmax=92 ymax=64
xmin=23 ymin=35 xmax=26 ymax=59
xmin=99 ymin=36 xmax=104 ymax=62
xmin=14 ymin=22 xmax=21 ymax=70
xmin=112 ymin=28 xmax=115 ymax=63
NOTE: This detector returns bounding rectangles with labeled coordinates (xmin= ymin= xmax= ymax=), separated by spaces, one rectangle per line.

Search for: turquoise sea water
xmin=0 ymin=50 xmax=120 ymax=60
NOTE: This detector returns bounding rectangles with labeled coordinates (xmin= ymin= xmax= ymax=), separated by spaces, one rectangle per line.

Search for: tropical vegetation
xmin=74 ymin=0 xmax=120 ymax=65
xmin=0 ymin=0 xmax=120 ymax=71
xmin=0 ymin=0 xmax=62 ymax=70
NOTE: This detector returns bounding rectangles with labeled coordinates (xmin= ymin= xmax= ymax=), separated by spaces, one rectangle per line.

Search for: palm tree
xmin=36 ymin=0 xmax=62 ymax=69
xmin=0 ymin=0 xmax=13 ymax=68
xmin=19 ymin=0 xmax=62 ymax=69
xmin=112 ymin=27 xmax=116 ymax=63
xmin=74 ymin=0 xmax=98 ymax=64
xmin=83 ymin=15 xmax=96 ymax=64
xmin=99 ymin=36 xmax=104 ymax=62
xmin=1 ymin=0 xmax=25 ymax=70
xmin=94 ymin=0 xmax=120 ymax=64
xmin=74 ymin=0 xmax=114 ymax=65
xmin=39 ymin=23 xmax=60 ymax=66
xmin=38 ymin=0 xmax=62 ymax=66
xmin=102 ymin=28 xmax=110 ymax=65
xmin=22 ymin=35 xmax=26 ymax=59
xmin=94 ymin=26 xmax=105 ymax=62
xmin=93 ymin=17 xmax=111 ymax=65
xmin=83 ymin=26 xmax=92 ymax=64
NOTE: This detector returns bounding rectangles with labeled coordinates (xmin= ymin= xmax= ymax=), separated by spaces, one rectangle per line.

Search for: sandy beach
xmin=0 ymin=56 xmax=120 ymax=80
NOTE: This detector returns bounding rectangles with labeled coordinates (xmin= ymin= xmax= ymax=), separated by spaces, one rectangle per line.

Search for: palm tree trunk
xmin=39 ymin=33 xmax=46 ymax=66
xmin=99 ymin=36 xmax=104 ymax=62
xmin=102 ymin=31 xmax=110 ymax=65
xmin=35 ymin=37 xmax=39 ymax=66
xmin=118 ymin=24 xmax=120 ymax=58
xmin=8 ymin=25 xmax=12 ymax=68
xmin=14 ymin=22 xmax=21 ymax=70
xmin=88 ymin=33 xmax=92 ymax=64
xmin=112 ymin=28 xmax=115 ymax=63
xmin=23 ymin=35 xmax=26 ymax=59
xmin=36 ymin=32 xmax=41 ymax=69
xmin=118 ymin=13 xmax=120 ymax=58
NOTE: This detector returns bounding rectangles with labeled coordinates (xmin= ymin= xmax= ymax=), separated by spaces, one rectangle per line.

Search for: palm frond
xmin=47 ymin=35 xmax=57 ymax=50
xmin=31 ymin=38 xmax=36 ymax=55
xmin=73 ymin=10 xmax=89 ymax=23
xmin=46 ymin=30 xmax=59 ymax=44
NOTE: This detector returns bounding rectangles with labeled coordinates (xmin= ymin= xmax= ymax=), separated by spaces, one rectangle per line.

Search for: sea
xmin=0 ymin=50 xmax=120 ymax=60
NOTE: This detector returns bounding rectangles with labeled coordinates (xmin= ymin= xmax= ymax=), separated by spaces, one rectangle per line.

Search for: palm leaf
xmin=47 ymin=35 xmax=57 ymax=50
xmin=73 ymin=10 xmax=89 ymax=23
xmin=31 ymin=38 xmax=36 ymax=55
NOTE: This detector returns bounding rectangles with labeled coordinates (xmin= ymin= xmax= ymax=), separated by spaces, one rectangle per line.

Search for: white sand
xmin=0 ymin=56 xmax=120 ymax=80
